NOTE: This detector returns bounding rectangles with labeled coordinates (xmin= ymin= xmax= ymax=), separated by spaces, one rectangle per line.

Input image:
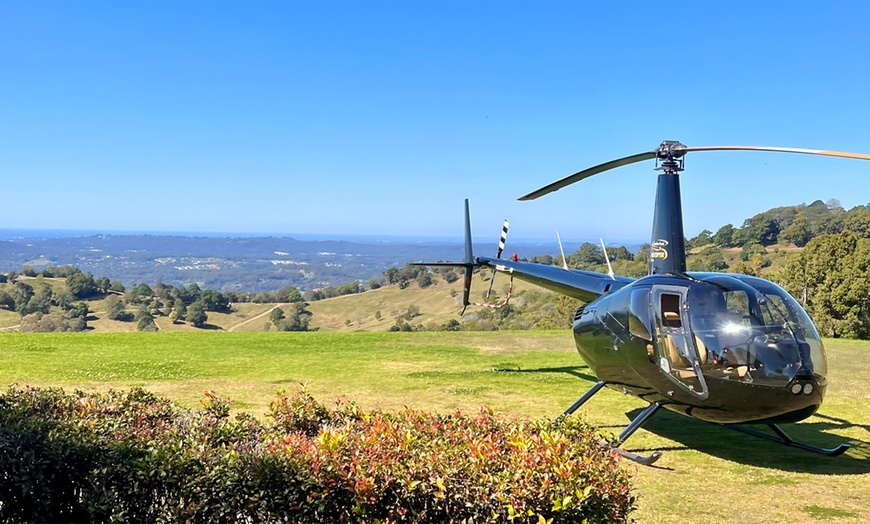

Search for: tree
xmin=777 ymin=231 xmax=870 ymax=338
xmin=179 ymin=283 xmax=202 ymax=305
xmin=529 ymin=254 xmax=555 ymax=265
xmin=688 ymin=229 xmax=713 ymax=249
xmin=10 ymin=282 xmax=34 ymax=313
xmin=66 ymin=272 xmax=98 ymax=299
xmin=276 ymin=302 xmax=313 ymax=331
xmin=568 ymin=243 xmax=605 ymax=267
xmin=778 ymin=212 xmax=811 ymax=246
xmin=21 ymin=282 xmax=53 ymax=315
xmin=0 ymin=289 xmax=14 ymax=310
xmin=416 ymin=272 xmax=432 ymax=288
xmin=275 ymin=286 xmax=303 ymax=303
xmin=405 ymin=305 xmax=420 ymax=319
xmin=136 ymin=312 xmax=158 ymax=332
xmin=53 ymin=288 xmax=74 ymax=310
xmin=270 ymin=307 xmax=285 ymax=326
xmin=713 ymin=224 xmax=738 ymax=247
xmin=127 ymin=283 xmax=154 ymax=304
xmin=187 ymin=301 xmax=208 ymax=328
xmin=173 ymin=298 xmax=187 ymax=320
xmin=739 ymin=243 xmax=767 ymax=262
xmin=440 ymin=268 xmax=459 ymax=283
xmin=106 ymin=295 xmax=130 ymax=321
xmin=440 ymin=319 xmax=461 ymax=331
xmin=844 ymin=206 xmax=870 ymax=238
xmin=153 ymin=282 xmax=174 ymax=300
xmin=740 ymin=214 xmax=779 ymax=246
xmin=687 ymin=246 xmax=727 ymax=272
xmin=609 ymin=246 xmax=635 ymax=261
xmin=199 ymin=289 xmax=229 ymax=312
xmin=384 ymin=267 xmax=400 ymax=285
xmin=69 ymin=302 xmax=89 ymax=319
xmin=95 ymin=277 xmax=111 ymax=294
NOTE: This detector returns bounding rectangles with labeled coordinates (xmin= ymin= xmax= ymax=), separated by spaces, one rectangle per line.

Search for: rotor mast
xmin=649 ymin=141 xmax=688 ymax=275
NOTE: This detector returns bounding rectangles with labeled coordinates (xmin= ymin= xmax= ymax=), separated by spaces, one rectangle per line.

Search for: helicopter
xmin=418 ymin=141 xmax=870 ymax=465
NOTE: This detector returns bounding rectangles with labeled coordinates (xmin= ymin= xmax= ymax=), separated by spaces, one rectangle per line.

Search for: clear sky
xmin=2 ymin=0 xmax=869 ymax=244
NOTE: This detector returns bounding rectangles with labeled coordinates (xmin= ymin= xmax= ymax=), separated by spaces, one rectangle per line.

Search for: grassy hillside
xmin=0 ymin=241 xmax=820 ymax=335
xmin=0 ymin=274 xmax=550 ymax=333
xmin=306 ymin=276 xmax=548 ymax=332
xmin=0 ymin=331 xmax=867 ymax=524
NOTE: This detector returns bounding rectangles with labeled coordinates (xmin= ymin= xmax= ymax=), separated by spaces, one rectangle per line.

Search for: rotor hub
xmin=654 ymin=140 xmax=687 ymax=174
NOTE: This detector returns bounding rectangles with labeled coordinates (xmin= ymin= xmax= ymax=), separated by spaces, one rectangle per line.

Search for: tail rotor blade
xmin=496 ymin=220 xmax=509 ymax=259
xmin=485 ymin=219 xmax=510 ymax=299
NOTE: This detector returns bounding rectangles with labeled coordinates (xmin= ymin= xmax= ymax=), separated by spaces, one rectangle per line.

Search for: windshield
xmin=687 ymin=275 xmax=826 ymax=387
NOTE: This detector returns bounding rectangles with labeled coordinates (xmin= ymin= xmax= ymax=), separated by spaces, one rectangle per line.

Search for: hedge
xmin=0 ymin=385 xmax=635 ymax=523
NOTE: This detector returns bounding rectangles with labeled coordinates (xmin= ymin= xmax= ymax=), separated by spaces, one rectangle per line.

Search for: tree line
xmin=9 ymin=195 xmax=870 ymax=339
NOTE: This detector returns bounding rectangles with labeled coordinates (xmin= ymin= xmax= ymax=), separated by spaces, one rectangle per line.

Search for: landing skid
xmin=561 ymin=381 xmax=664 ymax=466
xmin=560 ymin=382 xmax=851 ymax=465
xmin=723 ymin=423 xmax=851 ymax=457
xmin=610 ymin=446 xmax=664 ymax=466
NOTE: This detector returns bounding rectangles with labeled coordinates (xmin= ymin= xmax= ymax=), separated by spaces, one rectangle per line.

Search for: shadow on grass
xmin=492 ymin=365 xmax=598 ymax=382
xmin=197 ymin=323 xmax=223 ymax=331
xmin=624 ymin=408 xmax=870 ymax=474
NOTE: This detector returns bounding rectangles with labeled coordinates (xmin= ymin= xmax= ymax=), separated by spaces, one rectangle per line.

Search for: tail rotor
xmin=485 ymin=219 xmax=510 ymax=299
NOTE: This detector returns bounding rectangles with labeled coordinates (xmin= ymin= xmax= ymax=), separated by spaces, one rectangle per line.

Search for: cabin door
xmin=651 ymin=286 xmax=709 ymax=399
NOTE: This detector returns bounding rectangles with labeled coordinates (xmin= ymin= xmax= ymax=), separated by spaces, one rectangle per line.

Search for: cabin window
xmin=628 ymin=288 xmax=652 ymax=340
xmin=660 ymin=293 xmax=682 ymax=328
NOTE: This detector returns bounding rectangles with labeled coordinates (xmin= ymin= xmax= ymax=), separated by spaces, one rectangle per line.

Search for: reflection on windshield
xmin=687 ymin=276 xmax=826 ymax=387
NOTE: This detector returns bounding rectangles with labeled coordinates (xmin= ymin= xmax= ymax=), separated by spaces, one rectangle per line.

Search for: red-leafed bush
xmin=0 ymin=385 xmax=635 ymax=523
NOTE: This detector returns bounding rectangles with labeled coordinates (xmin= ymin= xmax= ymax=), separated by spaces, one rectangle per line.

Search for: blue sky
xmin=2 ymin=0 xmax=869 ymax=244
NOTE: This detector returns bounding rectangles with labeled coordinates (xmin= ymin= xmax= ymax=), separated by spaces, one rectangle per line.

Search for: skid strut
xmin=560 ymin=381 xmax=663 ymax=465
xmin=562 ymin=380 xmax=606 ymax=416
xmin=723 ymin=423 xmax=851 ymax=457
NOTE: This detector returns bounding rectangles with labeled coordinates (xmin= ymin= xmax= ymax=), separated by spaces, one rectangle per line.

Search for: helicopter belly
xmin=646 ymin=378 xmax=825 ymax=424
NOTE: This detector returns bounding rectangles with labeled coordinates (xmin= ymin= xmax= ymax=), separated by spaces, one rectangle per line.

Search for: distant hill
xmin=0 ymin=233 xmax=603 ymax=293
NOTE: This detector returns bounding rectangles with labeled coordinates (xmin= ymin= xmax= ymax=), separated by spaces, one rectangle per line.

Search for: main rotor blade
xmin=683 ymin=145 xmax=870 ymax=161
xmin=519 ymin=144 xmax=870 ymax=202
xmin=518 ymin=151 xmax=655 ymax=201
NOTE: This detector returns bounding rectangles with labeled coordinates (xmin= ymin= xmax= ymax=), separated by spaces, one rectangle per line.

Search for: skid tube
xmin=559 ymin=380 xmax=664 ymax=466
xmin=723 ymin=423 xmax=851 ymax=457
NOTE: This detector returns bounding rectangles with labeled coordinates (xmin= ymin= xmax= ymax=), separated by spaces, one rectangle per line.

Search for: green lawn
xmin=0 ymin=331 xmax=867 ymax=523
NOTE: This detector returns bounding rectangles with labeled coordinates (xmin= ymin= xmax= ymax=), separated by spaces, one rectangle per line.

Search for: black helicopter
xmin=419 ymin=141 xmax=870 ymax=464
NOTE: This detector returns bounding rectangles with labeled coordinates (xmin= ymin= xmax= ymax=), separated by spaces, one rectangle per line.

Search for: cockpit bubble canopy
xmin=687 ymin=274 xmax=826 ymax=387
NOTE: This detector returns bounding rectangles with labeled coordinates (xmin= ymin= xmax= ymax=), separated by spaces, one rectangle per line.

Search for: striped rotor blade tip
xmin=496 ymin=220 xmax=509 ymax=258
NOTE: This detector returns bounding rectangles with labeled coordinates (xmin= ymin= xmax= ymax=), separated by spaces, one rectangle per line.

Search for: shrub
xmin=0 ymin=385 xmax=635 ymax=523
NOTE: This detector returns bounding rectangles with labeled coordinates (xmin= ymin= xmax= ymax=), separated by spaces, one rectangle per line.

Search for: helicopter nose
xmin=788 ymin=381 xmax=814 ymax=396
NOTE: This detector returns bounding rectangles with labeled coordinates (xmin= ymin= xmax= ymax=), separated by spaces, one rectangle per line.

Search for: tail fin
xmin=412 ymin=199 xmax=480 ymax=314
xmin=460 ymin=199 xmax=474 ymax=314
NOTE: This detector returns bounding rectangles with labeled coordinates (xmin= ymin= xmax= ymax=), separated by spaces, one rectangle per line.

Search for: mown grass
xmin=0 ymin=331 xmax=867 ymax=523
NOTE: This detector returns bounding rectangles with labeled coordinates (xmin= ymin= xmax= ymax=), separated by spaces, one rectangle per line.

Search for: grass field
xmin=0 ymin=331 xmax=867 ymax=523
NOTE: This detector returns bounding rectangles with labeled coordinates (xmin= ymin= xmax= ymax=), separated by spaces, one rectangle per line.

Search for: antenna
xmin=600 ymin=238 xmax=615 ymax=280
xmin=556 ymin=231 xmax=569 ymax=270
